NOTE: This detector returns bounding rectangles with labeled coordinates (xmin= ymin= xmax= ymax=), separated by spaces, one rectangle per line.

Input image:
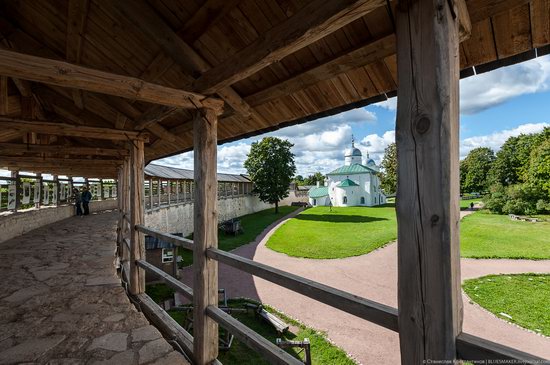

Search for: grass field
xmin=266 ymin=205 xmax=397 ymax=259
xmin=463 ymin=274 xmax=550 ymax=336
xmin=460 ymin=212 xmax=550 ymax=259
xmin=168 ymin=299 xmax=356 ymax=365
xmin=179 ymin=206 xmax=299 ymax=266
xmin=460 ymin=198 xmax=482 ymax=210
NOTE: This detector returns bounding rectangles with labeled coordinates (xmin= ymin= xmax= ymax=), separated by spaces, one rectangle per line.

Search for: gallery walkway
xmin=0 ymin=211 xmax=188 ymax=365
xmin=180 ymin=209 xmax=550 ymax=364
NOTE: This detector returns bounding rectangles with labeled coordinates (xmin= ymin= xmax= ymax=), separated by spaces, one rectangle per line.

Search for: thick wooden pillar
xmin=129 ymin=140 xmax=145 ymax=295
xmin=192 ymin=107 xmax=220 ymax=364
xmin=395 ymin=0 xmax=463 ymax=363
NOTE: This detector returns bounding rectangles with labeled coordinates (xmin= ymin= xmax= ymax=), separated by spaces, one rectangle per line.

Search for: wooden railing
xmin=128 ymin=225 xmax=545 ymax=365
xmin=0 ymin=173 xmax=117 ymax=214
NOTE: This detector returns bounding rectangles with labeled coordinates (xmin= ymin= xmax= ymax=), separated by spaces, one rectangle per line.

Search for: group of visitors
xmin=71 ymin=186 xmax=92 ymax=217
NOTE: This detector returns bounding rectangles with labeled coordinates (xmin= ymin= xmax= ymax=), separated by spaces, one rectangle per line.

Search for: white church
xmin=308 ymin=138 xmax=386 ymax=207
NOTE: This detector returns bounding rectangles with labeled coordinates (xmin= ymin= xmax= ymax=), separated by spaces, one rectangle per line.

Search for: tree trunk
xmin=275 ymin=201 xmax=279 ymax=213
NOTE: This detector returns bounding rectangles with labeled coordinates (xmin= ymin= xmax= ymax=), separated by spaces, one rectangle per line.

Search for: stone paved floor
xmin=0 ymin=211 xmax=189 ymax=365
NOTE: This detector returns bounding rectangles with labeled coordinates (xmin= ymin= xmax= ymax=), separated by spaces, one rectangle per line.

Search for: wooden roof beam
xmin=66 ymin=0 xmax=90 ymax=109
xmin=109 ymin=1 xmax=259 ymax=120
xmin=0 ymin=49 xmax=210 ymax=109
xmin=0 ymin=142 xmax=128 ymax=157
xmin=192 ymin=0 xmax=386 ymax=94
xmin=1 ymin=156 xmax=123 ymax=166
xmin=246 ymin=34 xmax=396 ymax=107
xmin=0 ymin=76 xmax=7 ymax=115
xmin=0 ymin=116 xmax=149 ymax=141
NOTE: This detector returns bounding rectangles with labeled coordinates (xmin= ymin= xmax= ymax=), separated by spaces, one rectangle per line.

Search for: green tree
xmin=380 ymin=142 xmax=397 ymax=195
xmin=460 ymin=147 xmax=495 ymax=193
xmin=303 ymin=172 xmax=325 ymax=186
xmin=244 ymin=137 xmax=296 ymax=213
xmin=527 ymin=138 xmax=550 ymax=197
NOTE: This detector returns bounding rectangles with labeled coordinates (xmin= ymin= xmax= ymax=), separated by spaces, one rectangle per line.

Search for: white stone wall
xmin=325 ymin=173 xmax=385 ymax=207
xmin=145 ymin=191 xmax=307 ymax=235
xmin=0 ymin=199 xmax=118 ymax=244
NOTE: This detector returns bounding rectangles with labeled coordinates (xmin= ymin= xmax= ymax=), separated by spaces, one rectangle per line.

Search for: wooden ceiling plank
xmin=0 ymin=49 xmax=207 ymax=109
xmin=467 ymin=0 xmax=531 ymax=23
xmin=192 ymin=0 xmax=386 ymax=94
xmin=1 ymin=156 xmax=122 ymax=166
xmin=0 ymin=142 xmax=128 ymax=157
xmin=66 ymin=0 xmax=90 ymax=109
xmin=178 ymin=0 xmax=242 ymax=44
xmin=245 ymin=34 xmax=395 ymax=107
xmin=530 ymin=0 xmax=550 ymax=48
xmin=0 ymin=76 xmax=7 ymax=115
xmin=0 ymin=116 xmax=148 ymax=141
xmin=109 ymin=0 xmax=262 ymax=119
xmin=134 ymin=105 xmax=179 ymax=131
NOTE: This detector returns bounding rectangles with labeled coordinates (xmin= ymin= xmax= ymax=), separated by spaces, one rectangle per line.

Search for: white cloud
xmin=460 ymin=122 xmax=550 ymax=158
xmin=372 ymin=55 xmax=550 ymax=115
xmin=358 ymin=131 xmax=395 ymax=164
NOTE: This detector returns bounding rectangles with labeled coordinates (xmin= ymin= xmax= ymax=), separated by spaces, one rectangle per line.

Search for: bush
xmin=484 ymin=183 xmax=548 ymax=215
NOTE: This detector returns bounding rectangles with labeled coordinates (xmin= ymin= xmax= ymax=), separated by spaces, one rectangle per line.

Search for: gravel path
xmin=0 ymin=211 xmax=188 ymax=365
xmin=180 ymin=208 xmax=550 ymax=364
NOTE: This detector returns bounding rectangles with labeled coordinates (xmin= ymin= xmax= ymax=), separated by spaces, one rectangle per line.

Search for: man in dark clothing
xmin=81 ymin=186 xmax=92 ymax=215
xmin=72 ymin=188 xmax=83 ymax=216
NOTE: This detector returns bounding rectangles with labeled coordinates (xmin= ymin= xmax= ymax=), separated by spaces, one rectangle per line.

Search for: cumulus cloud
xmin=357 ymin=131 xmax=396 ymax=163
xmin=460 ymin=122 xmax=549 ymax=158
xmin=373 ymin=55 xmax=550 ymax=115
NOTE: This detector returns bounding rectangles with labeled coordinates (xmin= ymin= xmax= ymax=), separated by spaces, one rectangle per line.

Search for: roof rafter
xmin=192 ymin=0 xmax=386 ymax=94
xmin=0 ymin=49 xmax=209 ymax=109
xmin=66 ymin=0 xmax=90 ymax=108
xmin=0 ymin=142 xmax=128 ymax=157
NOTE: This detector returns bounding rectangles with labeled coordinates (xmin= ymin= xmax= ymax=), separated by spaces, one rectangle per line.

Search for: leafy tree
xmin=293 ymin=175 xmax=304 ymax=185
xmin=303 ymin=172 xmax=325 ymax=186
xmin=244 ymin=137 xmax=296 ymax=213
xmin=460 ymin=147 xmax=495 ymax=193
xmin=527 ymin=139 xmax=550 ymax=197
xmin=380 ymin=142 xmax=397 ymax=195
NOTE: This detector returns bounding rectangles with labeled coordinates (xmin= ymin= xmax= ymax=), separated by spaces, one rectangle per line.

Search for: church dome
xmin=366 ymin=158 xmax=376 ymax=166
xmin=345 ymin=147 xmax=362 ymax=157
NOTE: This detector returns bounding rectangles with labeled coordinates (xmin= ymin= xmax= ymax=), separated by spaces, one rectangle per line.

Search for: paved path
xmin=0 ymin=211 xmax=188 ymax=365
xmin=180 ymin=208 xmax=550 ymax=364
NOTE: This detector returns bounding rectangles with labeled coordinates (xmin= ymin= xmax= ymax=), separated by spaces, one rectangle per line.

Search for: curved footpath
xmin=0 ymin=211 xmax=188 ymax=365
xmin=180 ymin=208 xmax=550 ymax=364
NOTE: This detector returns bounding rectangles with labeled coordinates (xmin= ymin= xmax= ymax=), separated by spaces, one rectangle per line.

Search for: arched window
xmin=360 ymin=197 xmax=365 ymax=204
xmin=343 ymin=196 xmax=347 ymax=204
xmin=375 ymin=197 xmax=377 ymax=204
xmin=313 ymin=199 xmax=317 ymax=206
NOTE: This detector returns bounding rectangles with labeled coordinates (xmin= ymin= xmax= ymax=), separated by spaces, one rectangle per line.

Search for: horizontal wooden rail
xmin=137 ymin=259 xmax=193 ymax=300
xmin=207 ymin=305 xmax=302 ymax=365
xmin=136 ymin=293 xmax=195 ymax=362
xmin=135 ymin=224 xmax=194 ymax=250
xmin=456 ymin=332 xmax=548 ymax=363
xmin=206 ymin=248 xmax=399 ymax=331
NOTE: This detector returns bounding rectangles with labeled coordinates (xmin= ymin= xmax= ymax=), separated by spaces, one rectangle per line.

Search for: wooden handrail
xmin=136 ymin=259 xmax=193 ymax=300
xmin=206 ymin=247 xmax=399 ymax=331
xmin=456 ymin=332 xmax=547 ymax=363
xmin=206 ymin=305 xmax=303 ymax=365
xmin=135 ymin=224 xmax=194 ymax=250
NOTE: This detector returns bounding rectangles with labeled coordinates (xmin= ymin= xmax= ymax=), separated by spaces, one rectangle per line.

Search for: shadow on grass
xmin=294 ymin=214 xmax=388 ymax=223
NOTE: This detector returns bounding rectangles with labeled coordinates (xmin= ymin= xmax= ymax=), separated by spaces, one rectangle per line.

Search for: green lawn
xmin=266 ymin=205 xmax=397 ymax=259
xmin=463 ymin=274 xmax=550 ymax=336
xmin=461 ymin=211 xmax=550 ymax=259
xmin=179 ymin=206 xmax=299 ymax=266
xmin=168 ymin=299 xmax=356 ymax=365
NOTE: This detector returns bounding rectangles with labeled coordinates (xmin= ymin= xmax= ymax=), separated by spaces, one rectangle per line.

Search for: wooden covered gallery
xmin=0 ymin=0 xmax=548 ymax=364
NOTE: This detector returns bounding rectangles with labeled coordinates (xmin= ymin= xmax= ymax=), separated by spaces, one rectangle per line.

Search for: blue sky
xmin=157 ymin=54 xmax=550 ymax=177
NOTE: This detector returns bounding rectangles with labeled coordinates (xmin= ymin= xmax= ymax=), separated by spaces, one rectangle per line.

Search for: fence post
xmin=193 ymin=106 xmax=221 ymax=364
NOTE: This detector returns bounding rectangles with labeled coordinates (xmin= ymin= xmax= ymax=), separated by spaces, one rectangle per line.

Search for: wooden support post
xmin=157 ymin=179 xmax=161 ymax=207
xmin=148 ymin=178 xmax=153 ymax=210
xmin=183 ymin=181 xmax=187 ymax=202
xmin=129 ymin=140 xmax=145 ymax=295
xmin=11 ymin=170 xmax=20 ymax=212
xmin=36 ymin=173 xmax=42 ymax=208
xmin=176 ymin=180 xmax=180 ymax=203
xmin=167 ymin=180 xmax=171 ymax=206
xmin=99 ymin=179 xmax=104 ymax=200
xmin=395 ymin=0 xmax=463 ymax=363
xmin=192 ymin=107 xmax=220 ymax=364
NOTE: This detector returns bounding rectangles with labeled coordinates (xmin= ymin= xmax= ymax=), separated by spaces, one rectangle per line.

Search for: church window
xmin=360 ymin=197 xmax=365 ymax=204
xmin=343 ymin=196 xmax=347 ymax=204
xmin=313 ymin=199 xmax=317 ymax=206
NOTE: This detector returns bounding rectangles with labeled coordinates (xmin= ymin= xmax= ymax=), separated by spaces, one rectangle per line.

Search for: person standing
xmin=72 ymin=187 xmax=83 ymax=216
xmin=82 ymin=186 xmax=92 ymax=215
